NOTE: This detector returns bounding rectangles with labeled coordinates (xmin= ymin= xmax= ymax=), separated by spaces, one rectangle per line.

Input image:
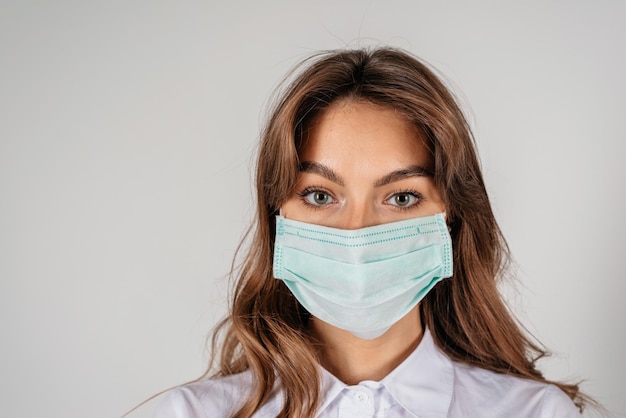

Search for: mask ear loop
xmin=443 ymin=211 xmax=452 ymax=233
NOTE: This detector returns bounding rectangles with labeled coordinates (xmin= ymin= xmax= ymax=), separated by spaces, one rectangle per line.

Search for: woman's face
xmin=281 ymin=100 xmax=445 ymax=228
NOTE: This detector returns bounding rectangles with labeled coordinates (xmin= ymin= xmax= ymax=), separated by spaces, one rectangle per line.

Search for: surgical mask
xmin=272 ymin=213 xmax=453 ymax=339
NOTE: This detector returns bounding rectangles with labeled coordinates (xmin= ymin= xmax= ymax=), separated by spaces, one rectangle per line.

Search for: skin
xmin=281 ymin=99 xmax=445 ymax=385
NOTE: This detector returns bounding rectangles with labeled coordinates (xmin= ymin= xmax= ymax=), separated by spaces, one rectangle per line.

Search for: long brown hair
xmin=209 ymin=47 xmax=586 ymax=417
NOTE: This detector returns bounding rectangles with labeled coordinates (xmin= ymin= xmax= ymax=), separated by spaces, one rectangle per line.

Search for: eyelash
xmin=385 ymin=189 xmax=425 ymax=211
xmin=296 ymin=187 xmax=425 ymax=211
xmin=297 ymin=186 xmax=335 ymax=210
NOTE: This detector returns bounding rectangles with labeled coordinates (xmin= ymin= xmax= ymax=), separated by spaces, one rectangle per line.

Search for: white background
xmin=1 ymin=1 xmax=624 ymax=417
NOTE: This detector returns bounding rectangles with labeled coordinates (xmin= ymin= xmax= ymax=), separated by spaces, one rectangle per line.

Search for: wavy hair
xmin=208 ymin=47 xmax=586 ymax=417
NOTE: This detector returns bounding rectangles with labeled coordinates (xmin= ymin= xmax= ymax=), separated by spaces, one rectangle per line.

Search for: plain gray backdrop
xmin=1 ymin=1 xmax=624 ymax=417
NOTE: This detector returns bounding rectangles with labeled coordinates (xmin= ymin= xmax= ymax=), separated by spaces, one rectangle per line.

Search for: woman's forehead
xmin=298 ymin=100 xmax=431 ymax=170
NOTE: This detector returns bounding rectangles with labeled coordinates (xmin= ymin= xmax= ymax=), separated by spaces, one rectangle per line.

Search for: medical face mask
xmin=272 ymin=213 xmax=453 ymax=339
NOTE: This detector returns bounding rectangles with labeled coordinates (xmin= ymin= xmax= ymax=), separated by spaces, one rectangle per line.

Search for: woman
xmin=153 ymin=47 xmax=588 ymax=417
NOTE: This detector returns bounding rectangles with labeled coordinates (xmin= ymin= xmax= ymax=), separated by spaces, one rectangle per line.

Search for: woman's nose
xmin=340 ymin=202 xmax=379 ymax=230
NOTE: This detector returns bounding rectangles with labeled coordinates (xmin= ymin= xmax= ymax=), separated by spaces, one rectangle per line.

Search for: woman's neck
xmin=310 ymin=307 xmax=424 ymax=385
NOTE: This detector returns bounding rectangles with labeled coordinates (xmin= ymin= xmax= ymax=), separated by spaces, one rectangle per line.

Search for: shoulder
xmin=151 ymin=371 xmax=282 ymax=418
xmin=449 ymin=362 xmax=582 ymax=418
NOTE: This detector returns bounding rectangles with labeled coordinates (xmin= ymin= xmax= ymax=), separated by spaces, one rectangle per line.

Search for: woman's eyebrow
xmin=298 ymin=162 xmax=345 ymax=186
xmin=299 ymin=162 xmax=432 ymax=187
xmin=374 ymin=166 xmax=433 ymax=187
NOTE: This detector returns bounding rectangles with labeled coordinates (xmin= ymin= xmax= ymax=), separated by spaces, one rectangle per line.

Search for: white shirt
xmin=152 ymin=329 xmax=582 ymax=417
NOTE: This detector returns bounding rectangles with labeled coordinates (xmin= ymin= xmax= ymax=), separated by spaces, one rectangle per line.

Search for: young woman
xmin=153 ymin=47 xmax=588 ymax=417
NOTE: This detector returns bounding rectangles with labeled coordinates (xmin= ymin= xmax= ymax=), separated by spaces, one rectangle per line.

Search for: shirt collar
xmin=381 ymin=327 xmax=454 ymax=417
xmin=317 ymin=328 xmax=454 ymax=418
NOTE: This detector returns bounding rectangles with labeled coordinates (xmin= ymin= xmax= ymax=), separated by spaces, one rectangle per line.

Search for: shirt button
xmin=354 ymin=390 xmax=368 ymax=402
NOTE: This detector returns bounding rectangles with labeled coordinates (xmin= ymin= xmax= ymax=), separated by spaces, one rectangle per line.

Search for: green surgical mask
xmin=273 ymin=213 xmax=453 ymax=339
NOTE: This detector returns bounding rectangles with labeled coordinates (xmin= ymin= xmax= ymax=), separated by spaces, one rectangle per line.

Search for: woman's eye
xmin=304 ymin=191 xmax=334 ymax=206
xmin=387 ymin=192 xmax=420 ymax=208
